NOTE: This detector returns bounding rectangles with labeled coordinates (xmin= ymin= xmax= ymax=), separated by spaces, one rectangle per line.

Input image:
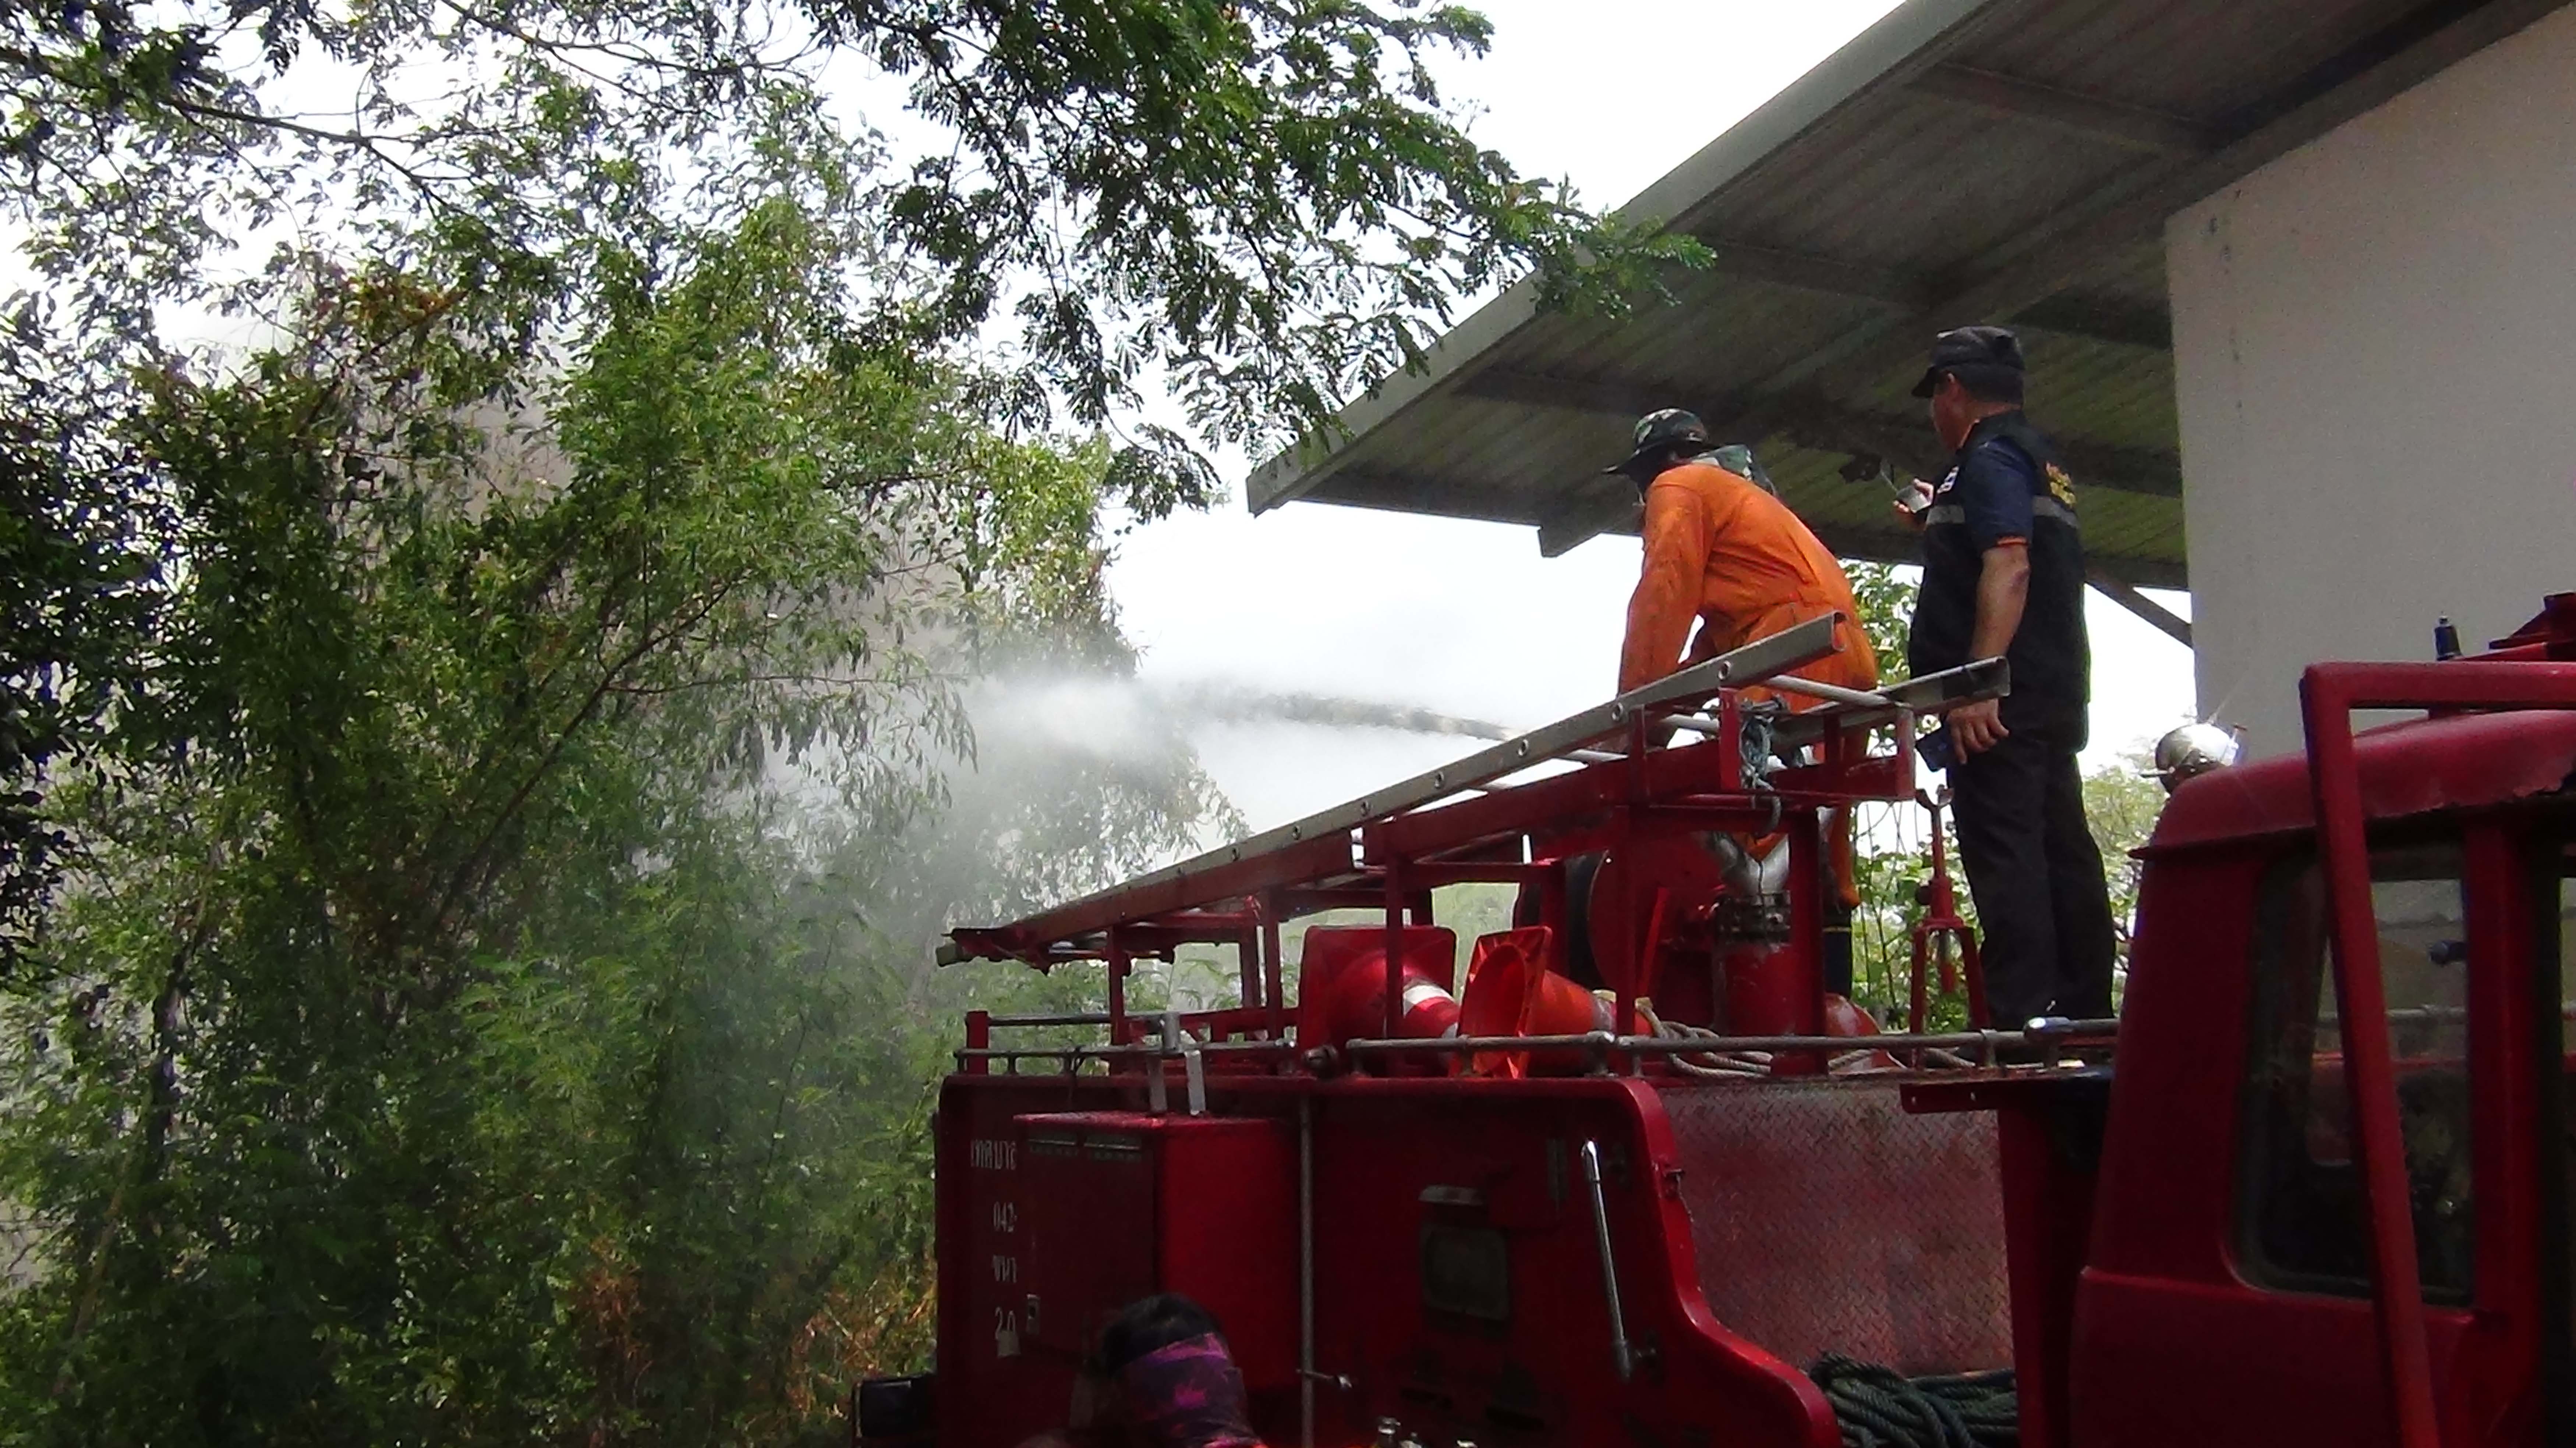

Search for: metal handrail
xmin=955 ymin=1038 xmax=1304 ymax=1070
xmin=953 ymin=1018 xmax=2119 ymax=1074
xmin=1342 ymin=1018 xmax=2117 ymax=1067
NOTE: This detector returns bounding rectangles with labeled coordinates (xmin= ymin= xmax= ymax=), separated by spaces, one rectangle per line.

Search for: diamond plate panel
xmin=1660 ymin=1078 xmax=2011 ymax=1375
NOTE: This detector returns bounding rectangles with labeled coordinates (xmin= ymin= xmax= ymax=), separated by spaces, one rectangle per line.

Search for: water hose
xmin=1809 ymin=1356 xmax=2018 ymax=1448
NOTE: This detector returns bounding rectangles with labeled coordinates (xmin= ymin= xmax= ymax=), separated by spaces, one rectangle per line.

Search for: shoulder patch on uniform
xmin=2044 ymin=462 xmax=2077 ymax=509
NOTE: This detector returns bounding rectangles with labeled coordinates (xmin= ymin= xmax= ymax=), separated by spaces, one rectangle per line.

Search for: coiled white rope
xmin=1638 ymin=1005 xmax=1938 ymax=1077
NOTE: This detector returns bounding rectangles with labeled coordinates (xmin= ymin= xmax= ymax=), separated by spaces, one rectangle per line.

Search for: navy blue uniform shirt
xmin=1906 ymin=411 xmax=2091 ymax=741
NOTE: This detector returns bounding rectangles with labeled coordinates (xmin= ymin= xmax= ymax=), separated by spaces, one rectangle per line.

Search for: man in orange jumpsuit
xmin=1606 ymin=408 xmax=1878 ymax=1000
xmin=1609 ymin=409 xmax=1878 ymax=700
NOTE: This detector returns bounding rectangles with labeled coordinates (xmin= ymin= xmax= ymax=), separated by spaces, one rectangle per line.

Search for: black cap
xmin=1605 ymin=408 xmax=1713 ymax=477
xmin=1910 ymin=325 xmax=2025 ymax=398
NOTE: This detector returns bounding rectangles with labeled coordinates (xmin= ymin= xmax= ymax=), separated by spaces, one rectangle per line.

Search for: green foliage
xmin=0 ymin=184 xmax=1234 ymax=1444
xmin=1836 ymin=560 xmax=1962 ymax=1023
xmin=0 ymin=355 xmax=171 ymax=968
xmin=1843 ymin=561 xmax=1918 ymax=686
xmin=1844 ymin=801 xmax=1968 ymax=1030
xmin=2083 ymin=748 xmax=2165 ymax=963
xmin=4 ymin=0 xmax=1691 ymax=460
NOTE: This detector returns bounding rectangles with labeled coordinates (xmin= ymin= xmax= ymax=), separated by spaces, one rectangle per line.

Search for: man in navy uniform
xmin=1897 ymin=326 xmax=2117 ymax=1029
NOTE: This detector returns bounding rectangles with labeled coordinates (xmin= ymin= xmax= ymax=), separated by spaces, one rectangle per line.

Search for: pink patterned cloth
xmin=1115 ymin=1334 xmax=1264 ymax=1448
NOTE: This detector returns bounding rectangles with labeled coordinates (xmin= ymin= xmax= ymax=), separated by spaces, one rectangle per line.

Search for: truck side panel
xmin=935 ymin=1069 xmax=2017 ymax=1447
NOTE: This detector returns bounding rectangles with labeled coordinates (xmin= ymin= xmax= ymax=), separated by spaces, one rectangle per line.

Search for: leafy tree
xmin=8 ymin=0 xmax=1682 ymax=438
xmin=1843 ymin=560 xmax=1916 ymax=686
xmin=0 ymin=156 xmax=1267 ymax=1448
xmin=3 ymin=0 xmax=1702 ymax=1438
xmin=0 ymin=359 xmax=170 ymax=969
xmin=2081 ymin=748 xmax=2165 ymax=969
xmin=2 ymin=0 xmax=1695 ymax=974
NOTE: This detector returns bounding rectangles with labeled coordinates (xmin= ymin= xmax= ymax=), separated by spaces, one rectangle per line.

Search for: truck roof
xmin=2145 ymin=708 xmax=2576 ymax=853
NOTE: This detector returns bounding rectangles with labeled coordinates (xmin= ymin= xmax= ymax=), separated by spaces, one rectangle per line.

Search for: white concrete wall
xmin=2167 ymin=5 xmax=2576 ymax=757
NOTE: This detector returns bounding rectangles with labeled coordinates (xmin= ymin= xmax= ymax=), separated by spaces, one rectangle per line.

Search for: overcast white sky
xmin=1107 ymin=0 xmax=2200 ymax=833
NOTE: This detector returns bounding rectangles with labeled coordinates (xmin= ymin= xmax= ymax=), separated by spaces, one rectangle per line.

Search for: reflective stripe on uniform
xmin=1923 ymin=496 xmax=2077 ymax=531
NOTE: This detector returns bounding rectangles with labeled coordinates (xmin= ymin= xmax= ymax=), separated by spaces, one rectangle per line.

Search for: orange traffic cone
xmin=1295 ymin=925 xmax=1460 ymax=1075
xmin=1458 ymin=928 xmax=1613 ymax=1078
xmin=1320 ymin=954 xmax=1461 ymax=1041
xmin=1460 ymin=927 xmax=1545 ymax=1079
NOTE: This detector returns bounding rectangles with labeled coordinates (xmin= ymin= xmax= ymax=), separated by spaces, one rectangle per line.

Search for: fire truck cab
xmin=2049 ymin=628 xmax=2576 ymax=1447
xmin=887 ymin=596 xmax=2576 ymax=1448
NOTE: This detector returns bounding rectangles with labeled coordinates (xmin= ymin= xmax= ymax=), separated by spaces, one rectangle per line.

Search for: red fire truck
xmin=876 ymin=595 xmax=2576 ymax=1448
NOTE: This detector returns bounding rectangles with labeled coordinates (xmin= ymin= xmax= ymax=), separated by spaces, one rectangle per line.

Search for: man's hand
xmin=1949 ymin=698 xmax=2009 ymax=757
xmin=1891 ymin=479 xmax=1933 ymax=531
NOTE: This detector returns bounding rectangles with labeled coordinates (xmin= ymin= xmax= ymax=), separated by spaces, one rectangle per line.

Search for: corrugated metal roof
xmin=1249 ymin=0 xmax=2570 ymax=604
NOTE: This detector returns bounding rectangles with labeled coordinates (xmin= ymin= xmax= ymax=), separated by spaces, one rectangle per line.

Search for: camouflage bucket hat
xmin=1606 ymin=408 xmax=1713 ymax=476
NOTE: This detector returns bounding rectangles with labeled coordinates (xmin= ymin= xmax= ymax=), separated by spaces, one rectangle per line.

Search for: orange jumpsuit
xmin=1617 ymin=458 xmax=1878 ymax=702
xmin=1618 ymin=458 xmax=1876 ymax=912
